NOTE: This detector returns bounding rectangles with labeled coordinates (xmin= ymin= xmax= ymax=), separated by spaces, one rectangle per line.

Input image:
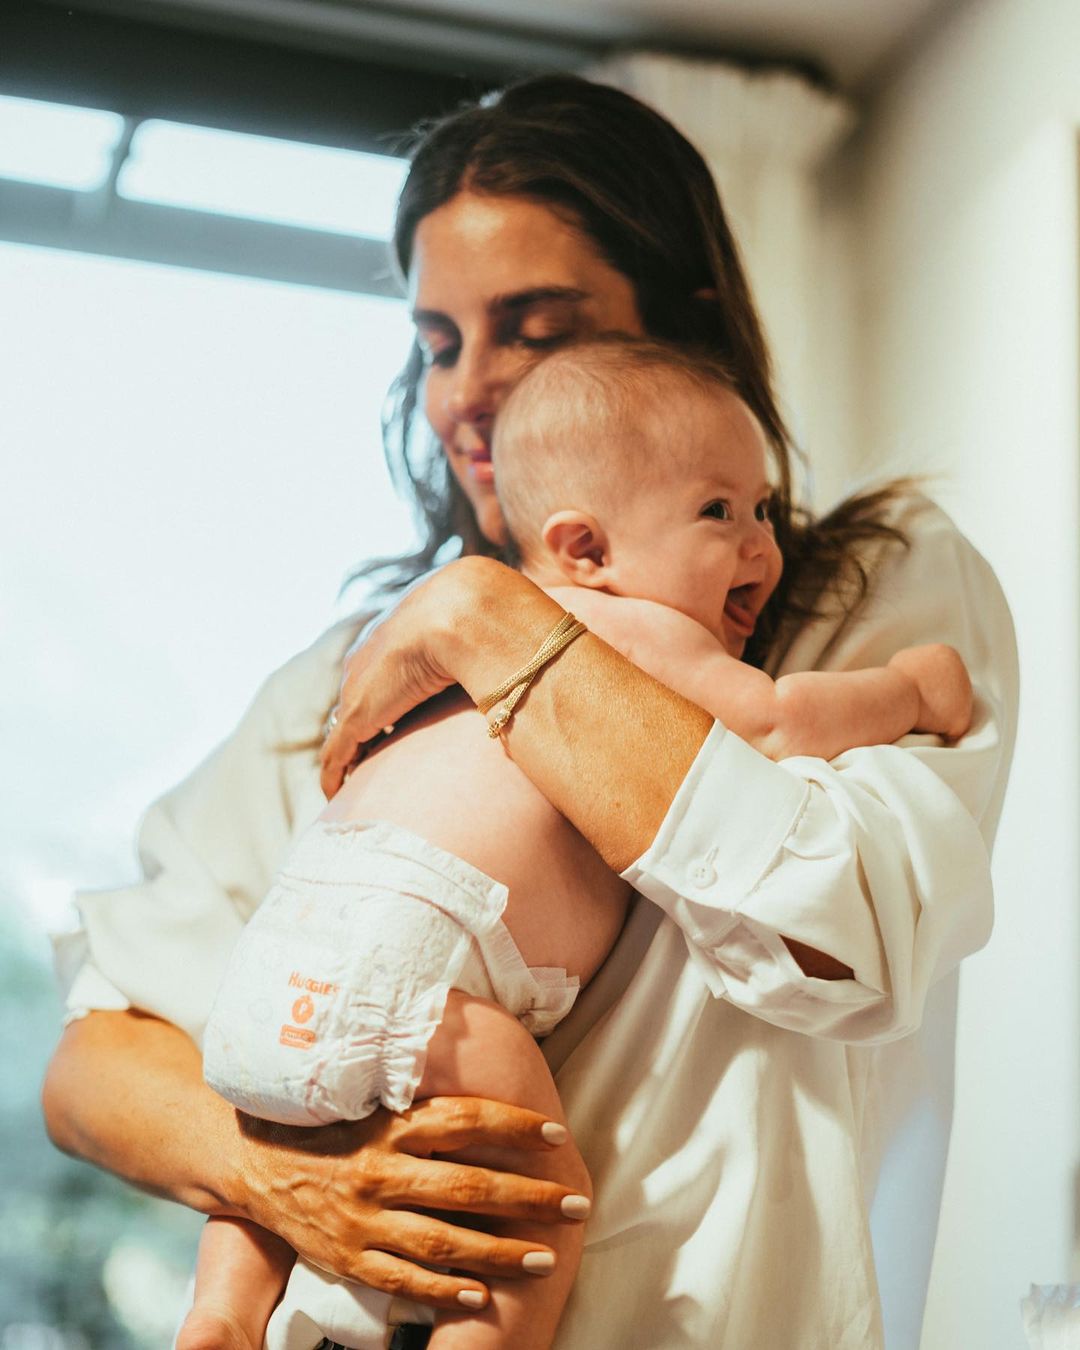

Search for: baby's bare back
xmin=321 ymin=687 xmax=629 ymax=986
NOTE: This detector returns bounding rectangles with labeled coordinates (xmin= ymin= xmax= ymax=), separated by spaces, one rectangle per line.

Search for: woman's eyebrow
xmin=413 ymin=287 xmax=585 ymax=329
xmin=411 ymin=288 xmax=588 ymax=327
xmin=411 ymin=308 xmax=455 ymax=329
xmin=493 ymin=286 xmax=588 ymax=313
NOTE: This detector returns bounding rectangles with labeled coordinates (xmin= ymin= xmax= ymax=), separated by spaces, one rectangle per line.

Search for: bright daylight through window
xmin=1 ymin=91 xmax=415 ymax=1349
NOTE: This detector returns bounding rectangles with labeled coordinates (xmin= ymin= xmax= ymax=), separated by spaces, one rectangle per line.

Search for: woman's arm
xmin=42 ymin=1008 xmax=575 ymax=1308
xmin=323 ymin=561 xmax=711 ymax=873
xmin=324 ymin=564 xmax=852 ymax=980
xmin=323 ymin=498 xmax=1018 ymax=1035
xmin=44 ymin=623 xmax=587 ymax=1309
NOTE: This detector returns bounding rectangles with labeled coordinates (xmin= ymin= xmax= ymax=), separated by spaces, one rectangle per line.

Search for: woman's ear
xmin=541 ymin=511 xmax=613 ymax=587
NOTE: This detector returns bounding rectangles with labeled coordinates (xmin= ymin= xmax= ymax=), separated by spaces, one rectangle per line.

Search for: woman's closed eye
xmin=423 ymin=343 xmax=458 ymax=369
xmin=502 ymin=314 xmax=576 ymax=352
xmin=416 ymin=323 xmax=572 ymax=369
xmin=518 ymin=331 xmax=573 ymax=351
xmin=416 ymin=327 xmax=459 ymax=369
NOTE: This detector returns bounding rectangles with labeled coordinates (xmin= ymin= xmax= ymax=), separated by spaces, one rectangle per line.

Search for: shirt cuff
xmin=51 ymin=929 xmax=132 ymax=1025
xmin=621 ymin=722 xmax=809 ymax=940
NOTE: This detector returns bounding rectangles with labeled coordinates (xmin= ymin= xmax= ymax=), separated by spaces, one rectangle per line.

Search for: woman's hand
xmin=237 ymin=1095 xmax=581 ymax=1310
xmin=321 ymin=557 xmax=561 ymax=798
xmin=321 ymin=553 xmax=710 ymax=870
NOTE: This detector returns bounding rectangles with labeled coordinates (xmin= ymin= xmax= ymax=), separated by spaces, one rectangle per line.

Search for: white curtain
xmin=591 ymin=52 xmax=854 ymax=459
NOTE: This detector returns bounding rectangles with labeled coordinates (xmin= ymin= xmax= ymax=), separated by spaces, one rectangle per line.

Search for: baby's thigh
xmin=419 ymin=992 xmax=561 ymax=1116
xmin=417 ymin=992 xmax=590 ymax=1193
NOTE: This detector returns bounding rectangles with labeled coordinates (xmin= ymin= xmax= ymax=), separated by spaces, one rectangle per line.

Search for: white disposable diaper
xmin=203 ymin=819 xmax=579 ymax=1126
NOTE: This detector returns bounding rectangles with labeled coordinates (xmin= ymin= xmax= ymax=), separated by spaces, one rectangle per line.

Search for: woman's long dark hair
xmin=355 ymin=74 xmax=907 ymax=666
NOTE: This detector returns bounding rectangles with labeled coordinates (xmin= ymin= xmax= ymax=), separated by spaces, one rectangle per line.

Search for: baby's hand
xmin=887 ymin=644 xmax=973 ymax=740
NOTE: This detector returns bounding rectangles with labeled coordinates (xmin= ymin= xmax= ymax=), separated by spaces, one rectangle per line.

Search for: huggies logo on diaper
xmin=288 ymin=970 xmax=339 ymax=996
xmin=279 ymin=970 xmax=339 ymax=1049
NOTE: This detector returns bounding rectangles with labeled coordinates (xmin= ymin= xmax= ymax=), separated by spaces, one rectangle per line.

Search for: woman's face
xmin=408 ymin=191 xmax=644 ymax=544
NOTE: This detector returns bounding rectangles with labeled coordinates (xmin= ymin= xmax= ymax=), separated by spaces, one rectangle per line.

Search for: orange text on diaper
xmin=279 ymin=1024 xmax=316 ymax=1049
xmin=288 ymin=970 xmax=338 ymax=997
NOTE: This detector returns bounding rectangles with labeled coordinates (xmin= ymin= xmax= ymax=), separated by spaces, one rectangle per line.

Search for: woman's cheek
xmin=433 ymin=424 xmax=507 ymax=546
xmin=475 ymin=493 xmax=509 ymax=547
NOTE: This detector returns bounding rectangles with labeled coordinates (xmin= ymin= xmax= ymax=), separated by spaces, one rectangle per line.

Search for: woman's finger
xmin=320 ymin=637 xmax=452 ymax=798
xmin=320 ymin=560 xmax=519 ymax=797
xmin=347 ymin=1249 xmax=489 ymax=1314
xmin=320 ymin=704 xmax=378 ymax=797
xmin=391 ymin=1095 xmax=568 ymax=1155
xmin=376 ymin=1154 xmax=588 ymax=1224
xmin=374 ymin=1209 xmax=557 ymax=1278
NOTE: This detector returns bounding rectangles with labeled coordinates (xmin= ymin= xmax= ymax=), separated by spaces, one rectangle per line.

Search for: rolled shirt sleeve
xmin=621 ymin=496 xmax=1018 ymax=1042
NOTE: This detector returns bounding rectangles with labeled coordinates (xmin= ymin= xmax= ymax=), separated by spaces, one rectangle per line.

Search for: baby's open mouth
xmin=724 ymin=585 xmax=758 ymax=635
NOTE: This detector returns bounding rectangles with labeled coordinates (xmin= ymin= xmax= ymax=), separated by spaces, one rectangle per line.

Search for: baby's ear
xmin=541 ymin=511 xmax=612 ymax=586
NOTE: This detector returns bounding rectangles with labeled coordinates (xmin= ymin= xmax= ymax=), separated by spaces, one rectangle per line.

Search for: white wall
xmin=829 ymin=1 xmax=1080 ymax=1345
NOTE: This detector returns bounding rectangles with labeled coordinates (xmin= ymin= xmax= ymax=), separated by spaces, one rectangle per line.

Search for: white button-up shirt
xmin=58 ymin=495 xmax=1018 ymax=1350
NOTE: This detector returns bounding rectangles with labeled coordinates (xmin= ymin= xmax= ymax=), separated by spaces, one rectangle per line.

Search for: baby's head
xmin=492 ymin=336 xmax=783 ymax=658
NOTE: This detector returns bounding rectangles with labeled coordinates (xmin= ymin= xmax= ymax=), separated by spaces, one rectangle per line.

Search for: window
xmin=1 ymin=64 xmax=442 ymax=1350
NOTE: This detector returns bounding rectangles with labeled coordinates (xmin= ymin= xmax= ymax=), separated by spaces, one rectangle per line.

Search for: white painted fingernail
xmin=522 ymin=1251 xmax=556 ymax=1274
xmin=457 ymin=1289 xmax=486 ymax=1309
xmin=561 ymin=1194 xmax=591 ymax=1220
xmin=541 ymin=1122 xmax=568 ymax=1145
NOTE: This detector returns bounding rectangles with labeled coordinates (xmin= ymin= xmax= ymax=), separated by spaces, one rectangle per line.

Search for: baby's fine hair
xmin=492 ymin=335 xmax=743 ymax=564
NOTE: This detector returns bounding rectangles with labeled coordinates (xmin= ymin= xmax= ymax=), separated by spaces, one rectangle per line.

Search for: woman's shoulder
xmin=867 ymin=489 xmax=1003 ymax=604
xmin=252 ymin=613 xmax=373 ymax=743
xmin=819 ymin=484 xmax=999 ymax=599
xmin=875 ymin=487 xmax=968 ymax=543
xmin=771 ymin=488 xmax=1014 ymax=674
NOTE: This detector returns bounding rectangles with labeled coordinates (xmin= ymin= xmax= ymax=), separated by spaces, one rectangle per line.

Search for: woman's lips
xmin=460 ymin=445 xmax=494 ymax=485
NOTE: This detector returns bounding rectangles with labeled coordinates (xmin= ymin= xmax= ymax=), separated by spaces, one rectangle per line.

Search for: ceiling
xmin=44 ymin=0 xmax=965 ymax=93
xmin=365 ymin=0 xmax=961 ymax=89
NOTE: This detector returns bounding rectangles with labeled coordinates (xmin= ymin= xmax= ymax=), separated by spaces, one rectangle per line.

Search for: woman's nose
xmin=445 ymin=349 xmax=508 ymax=427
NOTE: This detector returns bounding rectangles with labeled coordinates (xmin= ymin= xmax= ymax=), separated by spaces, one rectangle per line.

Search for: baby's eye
xmin=701 ymin=499 xmax=732 ymax=520
xmin=754 ymin=498 xmax=772 ymax=522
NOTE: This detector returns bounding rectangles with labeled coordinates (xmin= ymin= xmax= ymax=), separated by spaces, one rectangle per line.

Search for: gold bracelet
xmin=475 ymin=611 xmax=587 ymax=738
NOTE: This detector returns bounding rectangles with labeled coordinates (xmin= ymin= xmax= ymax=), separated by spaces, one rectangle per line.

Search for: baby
xmin=180 ymin=337 xmax=971 ymax=1350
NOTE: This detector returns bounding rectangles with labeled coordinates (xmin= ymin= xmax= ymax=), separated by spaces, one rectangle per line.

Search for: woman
xmin=43 ymin=75 xmax=1017 ymax=1349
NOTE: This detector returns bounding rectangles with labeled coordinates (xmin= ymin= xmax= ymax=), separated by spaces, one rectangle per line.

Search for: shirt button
xmin=691 ymin=861 xmax=717 ymax=888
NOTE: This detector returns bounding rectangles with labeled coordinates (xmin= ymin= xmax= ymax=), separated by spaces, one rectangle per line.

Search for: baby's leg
xmin=419 ymin=990 xmax=591 ymax=1350
xmin=176 ymin=1216 xmax=295 ymax=1350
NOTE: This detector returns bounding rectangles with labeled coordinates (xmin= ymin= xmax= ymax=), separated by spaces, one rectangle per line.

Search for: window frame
xmin=0 ymin=0 xmax=589 ymax=292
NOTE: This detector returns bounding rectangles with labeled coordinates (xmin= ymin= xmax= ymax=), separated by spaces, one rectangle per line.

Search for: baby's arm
xmin=546 ymin=589 xmax=972 ymax=761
